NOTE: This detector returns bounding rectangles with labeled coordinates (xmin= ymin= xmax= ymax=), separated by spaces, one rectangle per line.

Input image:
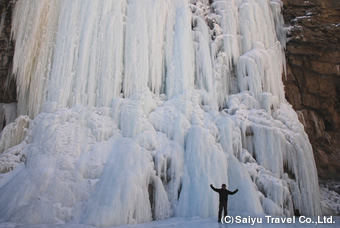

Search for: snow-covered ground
xmin=320 ymin=182 xmax=340 ymax=215
xmin=1 ymin=216 xmax=339 ymax=228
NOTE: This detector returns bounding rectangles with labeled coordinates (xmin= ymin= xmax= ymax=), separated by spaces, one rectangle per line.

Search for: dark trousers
xmin=218 ymin=202 xmax=228 ymax=221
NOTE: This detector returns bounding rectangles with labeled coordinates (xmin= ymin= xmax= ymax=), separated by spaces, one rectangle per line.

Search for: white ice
xmin=0 ymin=0 xmax=326 ymax=227
xmin=0 ymin=103 xmax=17 ymax=132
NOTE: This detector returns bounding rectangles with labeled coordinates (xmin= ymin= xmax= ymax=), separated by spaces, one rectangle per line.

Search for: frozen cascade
xmin=0 ymin=0 xmax=322 ymax=226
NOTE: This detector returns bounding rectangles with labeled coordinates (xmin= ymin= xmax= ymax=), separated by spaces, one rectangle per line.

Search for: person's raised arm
xmin=210 ymin=184 xmax=218 ymax=192
xmin=227 ymin=188 xmax=238 ymax=195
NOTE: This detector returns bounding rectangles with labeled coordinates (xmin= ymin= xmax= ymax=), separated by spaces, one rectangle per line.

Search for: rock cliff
xmin=0 ymin=0 xmax=14 ymax=104
xmin=282 ymin=0 xmax=340 ymax=180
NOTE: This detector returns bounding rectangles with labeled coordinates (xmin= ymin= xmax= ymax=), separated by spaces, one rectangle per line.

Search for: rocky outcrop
xmin=282 ymin=0 xmax=340 ymax=180
xmin=0 ymin=0 xmax=15 ymax=103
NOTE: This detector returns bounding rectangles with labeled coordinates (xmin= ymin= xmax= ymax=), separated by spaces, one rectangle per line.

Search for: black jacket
xmin=210 ymin=185 xmax=238 ymax=203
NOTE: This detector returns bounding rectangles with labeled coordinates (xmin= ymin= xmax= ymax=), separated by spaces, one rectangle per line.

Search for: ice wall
xmin=0 ymin=103 xmax=17 ymax=132
xmin=0 ymin=0 xmax=322 ymax=226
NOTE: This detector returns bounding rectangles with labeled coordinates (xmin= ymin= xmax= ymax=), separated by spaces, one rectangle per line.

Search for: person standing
xmin=210 ymin=184 xmax=238 ymax=222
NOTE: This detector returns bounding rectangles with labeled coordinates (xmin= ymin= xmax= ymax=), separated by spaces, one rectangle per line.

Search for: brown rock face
xmin=0 ymin=0 xmax=15 ymax=103
xmin=282 ymin=0 xmax=340 ymax=180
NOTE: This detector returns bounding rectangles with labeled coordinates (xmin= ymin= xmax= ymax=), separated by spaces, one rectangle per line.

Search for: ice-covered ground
xmin=320 ymin=182 xmax=340 ymax=215
xmin=1 ymin=216 xmax=339 ymax=228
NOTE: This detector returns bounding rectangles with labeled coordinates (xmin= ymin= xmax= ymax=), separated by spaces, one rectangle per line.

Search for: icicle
xmin=0 ymin=115 xmax=28 ymax=155
xmin=0 ymin=103 xmax=17 ymax=132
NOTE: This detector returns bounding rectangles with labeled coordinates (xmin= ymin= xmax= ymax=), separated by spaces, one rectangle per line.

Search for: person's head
xmin=221 ymin=184 xmax=226 ymax=189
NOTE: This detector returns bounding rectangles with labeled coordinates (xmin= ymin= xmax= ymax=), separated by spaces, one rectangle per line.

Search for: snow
xmin=320 ymin=182 xmax=340 ymax=215
xmin=0 ymin=0 xmax=328 ymax=227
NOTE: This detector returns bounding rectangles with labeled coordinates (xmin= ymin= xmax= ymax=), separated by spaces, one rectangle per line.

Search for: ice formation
xmin=0 ymin=0 xmax=322 ymax=226
xmin=0 ymin=103 xmax=17 ymax=131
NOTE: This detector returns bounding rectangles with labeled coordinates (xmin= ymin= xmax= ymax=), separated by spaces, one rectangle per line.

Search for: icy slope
xmin=0 ymin=0 xmax=322 ymax=226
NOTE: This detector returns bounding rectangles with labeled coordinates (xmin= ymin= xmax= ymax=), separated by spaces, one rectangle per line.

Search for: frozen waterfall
xmin=0 ymin=0 xmax=322 ymax=226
